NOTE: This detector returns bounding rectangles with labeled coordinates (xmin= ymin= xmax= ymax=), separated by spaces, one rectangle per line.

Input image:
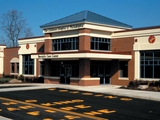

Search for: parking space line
xmin=0 ymin=97 xmax=108 ymax=120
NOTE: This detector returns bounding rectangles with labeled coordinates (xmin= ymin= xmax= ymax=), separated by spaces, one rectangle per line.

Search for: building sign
xmin=148 ymin=35 xmax=155 ymax=44
xmin=43 ymin=24 xmax=84 ymax=33
xmin=38 ymin=54 xmax=59 ymax=58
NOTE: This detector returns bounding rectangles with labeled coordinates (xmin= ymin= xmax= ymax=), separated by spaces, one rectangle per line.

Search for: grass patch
xmin=0 ymin=78 xmax=12 ymax=83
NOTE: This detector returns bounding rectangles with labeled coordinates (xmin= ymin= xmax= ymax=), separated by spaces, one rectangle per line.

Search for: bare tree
xmin=0 ymin=10 xmax=33 ymax=47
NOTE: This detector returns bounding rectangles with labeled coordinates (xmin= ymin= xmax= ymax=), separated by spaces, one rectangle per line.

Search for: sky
xmin=0 ymin=0 xmax=160 ymax=37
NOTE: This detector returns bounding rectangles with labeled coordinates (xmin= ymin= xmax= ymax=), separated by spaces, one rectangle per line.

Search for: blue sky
xmin=0 ymin=0 xmax=160 ymax=36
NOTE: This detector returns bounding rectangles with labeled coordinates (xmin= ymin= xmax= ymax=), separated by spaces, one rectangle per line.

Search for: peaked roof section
xmin=40 ymin=10 xmax=132 ymax=29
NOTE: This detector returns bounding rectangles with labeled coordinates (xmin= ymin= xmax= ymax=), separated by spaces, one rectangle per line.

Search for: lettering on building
xmin=44 ymin=24 xmax=84 ymax=33
xmin=38 ymin=54 xmax=59 ymax=58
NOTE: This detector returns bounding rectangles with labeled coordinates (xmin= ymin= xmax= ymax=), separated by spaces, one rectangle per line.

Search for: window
xmin=52 ymin=37 xmax=79 ymax=51
xmin=11 ymin=63 xmax=15 ymax=73
xmin=16 ymin=63 xmax=19 ymax=73
xmin=91 ymin=37 xmax=110 ymax=51
xmin=22 ymin=55 xmax=34 ymax=74
xmin=140 ymin=50 xmax=160 ymax=78
xmin=119 ymin=61 xmax=128 ymax=77
xmin=40 ymin=61 xmax=44 ymax=76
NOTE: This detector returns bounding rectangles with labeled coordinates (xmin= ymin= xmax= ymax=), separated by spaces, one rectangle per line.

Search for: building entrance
xmin=60 ymin=64 xmax=72 ymax=84
xmin=91 ymin=61 xmax=111 ymax=84
xmin=98 ymin=65 xmax=110 ymax=84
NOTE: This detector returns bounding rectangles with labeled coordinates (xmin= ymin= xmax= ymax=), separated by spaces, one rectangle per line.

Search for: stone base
xmin=44 ymin=77 xmax=60 ymax=84
xmin=70 ymin=77 xmax=100 ymax=86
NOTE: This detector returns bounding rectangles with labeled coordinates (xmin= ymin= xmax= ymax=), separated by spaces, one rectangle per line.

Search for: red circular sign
xmin=26 ymin=44 xmax=30 ymax=49
xmin=148 ymin=35 xmax=155 ymax=44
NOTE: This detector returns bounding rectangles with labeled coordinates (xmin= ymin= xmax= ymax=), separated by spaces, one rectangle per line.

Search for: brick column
xmin=79 ymin=59 xmax=90 ymax=78
xmin=44 ymin=59 xmax=51 ymax=76
xmin=79 ymin=29 xmax=91 ymax=52
xmin=44 ymin=33 xmax=52 ymax=52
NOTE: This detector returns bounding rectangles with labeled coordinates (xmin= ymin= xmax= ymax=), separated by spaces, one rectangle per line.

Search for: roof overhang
xmin=42 ymin=22 xmax=132 ymax=34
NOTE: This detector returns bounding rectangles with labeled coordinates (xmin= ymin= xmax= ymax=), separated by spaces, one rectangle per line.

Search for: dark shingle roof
xmin=40 ymin=10 xmax=132 ymax=28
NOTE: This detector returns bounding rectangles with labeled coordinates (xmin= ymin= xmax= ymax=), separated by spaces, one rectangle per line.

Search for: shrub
xmin=18 ymin=74 xmax=24 ymax=81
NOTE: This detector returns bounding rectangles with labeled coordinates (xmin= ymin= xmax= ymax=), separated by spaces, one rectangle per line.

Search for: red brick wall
xmin=111 ymin=37 xmax=135 ymax=86
xmin=79 ymin=29 xmax=91 ymax=51
xmin=37 ymin=42 xmax=44 ymax=53
xmin=3 ymin=47 xmax=19 ymax=75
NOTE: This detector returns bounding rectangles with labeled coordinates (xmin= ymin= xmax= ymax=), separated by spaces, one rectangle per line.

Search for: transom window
xmin=52 ymin=37 xmax=79 ymax=51
xmin=91 ymin=37 xmax=111 ymax=51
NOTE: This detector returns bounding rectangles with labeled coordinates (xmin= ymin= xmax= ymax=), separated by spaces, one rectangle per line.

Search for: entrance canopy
xmin=31 ymin=52 xmax=131 ymax=60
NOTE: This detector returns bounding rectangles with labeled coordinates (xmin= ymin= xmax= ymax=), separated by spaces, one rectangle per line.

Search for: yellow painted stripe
xmin=59 ymin=90 xmax=68 ymax=92
xmin=0 ymin=97 xmax=107 ymax=120
xmin=120 ymin=98 xmax=132 ymax=101
xmin=43 ymin=118 xmax=53 ymax=120
xmin=82 ymin=92 xmax=93 ymax=95
xmin=48 ymin=88 xmax=56 ymax=91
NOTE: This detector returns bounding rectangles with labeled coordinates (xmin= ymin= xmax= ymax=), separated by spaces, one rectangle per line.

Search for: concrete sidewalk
xmin=0 ymin=83 xmax=160 ymax=101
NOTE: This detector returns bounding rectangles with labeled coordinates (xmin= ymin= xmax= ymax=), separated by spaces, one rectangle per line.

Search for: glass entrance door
xmin=98 ymin=65 xmax=110 ymax=84
xmin=60 ymin=65 xmax=72 ymax=84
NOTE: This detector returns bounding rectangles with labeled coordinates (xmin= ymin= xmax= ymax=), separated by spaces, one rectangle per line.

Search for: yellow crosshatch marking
xmin=95 ymin=94 xmax=103 ymax=97
xmin=98 ymin=109 xmax=116 ymax=114
xmin=0 ymin=97 xmax=108 ymax=120
xmin=19 ymin=105 xmax=34 ymax=109
xmin=53 ymin=99 xmax=84 ymax=105
xmin=7 ymin=107 xmax=20 ymax=111
xmin=120 ymin=98 xmax=132 ymax=101
xmin=59 ymin=90 xmax=68 ymax=92
xmin=69 ymin=91 xmax=79 ymax=94
xmin=74 ymin=105 xmax=91 ymax=109
xmin=43 ymin=118 xmax=53 ymax=120
xmin=2 ymin=101 xmax=17 ymax=105
xmin=48 ymin=88 xmax=56 ymax=91
xmin=72 ymin=99 xmax=84 ymax=103
xmin=65 ymin=115 xmax=81 ymax=119
xmin=45 ymin=109 xmax=56 ymax=113
xmin=53 ymin=101 xmax=64 ymax=105
xmin=55 ymin=100 xmax=73 ymax=104
xmin=84 ymin=109 xmax=116 ymax=116
xmin=60 ymin=107 xmax=77 ymax=111
xmin=82 ymin=92 xmax=93 ymax=95
xmin=27 ymin=111 xmax=39 ymax=116
xmin=41 ymin=103 xmax=54 ymax=106
xmin=84 ymin=111 xmax=102 ymax=116
xmin=25 ymin=100 xmax=37 ymax=103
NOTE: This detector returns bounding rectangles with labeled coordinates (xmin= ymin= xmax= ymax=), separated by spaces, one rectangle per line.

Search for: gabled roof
xmin=40 ymin=10 xmax=132 ymax=29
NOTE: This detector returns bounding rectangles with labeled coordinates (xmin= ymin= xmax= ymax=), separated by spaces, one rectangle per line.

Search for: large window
xmin=91 ymin=37 xmax=111 ymax=51
xmin=22 ymin=55 xmax=34 ymax=75
xmin=52 ymin=37 xmax=79 ymax=51
xmin=140 ymin=50 xmax=160 ymax=78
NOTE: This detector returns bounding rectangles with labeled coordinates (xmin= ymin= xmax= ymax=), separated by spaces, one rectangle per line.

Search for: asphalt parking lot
xmin=0 ymin=87 xmax=160 ymax=120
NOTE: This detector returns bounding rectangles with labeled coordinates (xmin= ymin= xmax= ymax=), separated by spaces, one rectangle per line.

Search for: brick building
xmin=0 ymin=10 xmax=160 ymax=86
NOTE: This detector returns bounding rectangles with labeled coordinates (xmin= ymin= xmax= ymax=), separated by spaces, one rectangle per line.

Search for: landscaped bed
xmin=120 ymin=80 xmax=160 ymax=92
